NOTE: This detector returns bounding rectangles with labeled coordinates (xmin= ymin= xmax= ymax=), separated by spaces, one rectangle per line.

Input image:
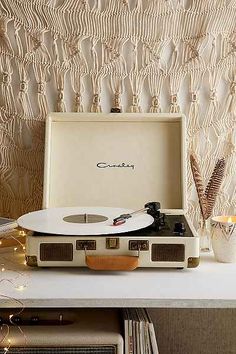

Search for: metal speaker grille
xmin=151 ymin=244 xmax=185 ymax=262
xmin=0 ymin=347 xmax=116 ymax=354
xmin=40 ymin=243 xmax=73 ymax=261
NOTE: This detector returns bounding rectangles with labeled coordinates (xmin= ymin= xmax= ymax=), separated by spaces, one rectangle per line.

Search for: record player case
xmin=25 ymin=113 xmax=199 ymax=270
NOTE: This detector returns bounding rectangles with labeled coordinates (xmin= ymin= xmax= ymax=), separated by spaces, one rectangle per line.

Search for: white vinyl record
xmin=17 ymin=207 xmax=154 ymax=235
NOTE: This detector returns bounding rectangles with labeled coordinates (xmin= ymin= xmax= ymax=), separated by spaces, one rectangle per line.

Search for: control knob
xmin=174 ymin=222 xmax=185 ymax=235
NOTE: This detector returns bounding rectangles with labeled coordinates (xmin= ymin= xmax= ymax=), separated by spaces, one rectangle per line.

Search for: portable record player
xmin=19 ymin=113 xmax=199 ymax=270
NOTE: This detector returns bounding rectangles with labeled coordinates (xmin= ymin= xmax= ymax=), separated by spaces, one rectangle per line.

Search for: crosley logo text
xmin=97 ymin=162 xmax=135 ymax=170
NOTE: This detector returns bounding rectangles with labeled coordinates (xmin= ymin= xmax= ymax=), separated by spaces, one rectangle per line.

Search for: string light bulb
xmin=1 ymin=237 xmax=27 ymax=350
xmin=3 ymin=340 xmax=11 ymax=353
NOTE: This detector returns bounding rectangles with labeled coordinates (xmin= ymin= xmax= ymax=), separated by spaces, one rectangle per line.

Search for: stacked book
xmin=0 ymin=217 xmax=18 ymax=233
xmin=123 ymin=308 xmax=159 ymax=354
xmin=0 ymin=217 xmax=21 ymax=248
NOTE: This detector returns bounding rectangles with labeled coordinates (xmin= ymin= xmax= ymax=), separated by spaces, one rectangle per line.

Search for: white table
xmin=0 ymin=249 xmax=236 ymax=308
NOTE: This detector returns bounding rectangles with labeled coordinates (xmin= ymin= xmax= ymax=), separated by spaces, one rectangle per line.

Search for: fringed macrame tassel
xmin=74 ymin=93 xmax=84 ymax=112
xmin=150 ymin=96 xmax=161 ymax=113
xmin=169 ymin=94 xmax=180 ymax=113
xmin=67 ymin=37 xmax=87 ymax=113
xmin=107 ymin=35 xmax=127 ymax=114
xmin=52 ymin=34 xmax=67 ymax=113
xmin=202 ymin=37 xmax=221 ymax=130
xmin=57 ymin=89 xmax=66 ymax=112
xmin=54 ymin=70 xmax=67 ymax=112
xmin=168 ymin=40 xmax=184 ymax=114
xmin=0 ymin=22 xmax=15 ymax=111
xmin=130 ymin=94 xmax=141 ymax=113
xmin=187 ymin=64 xmax=205 ymax=139
xmin=17 ymin=80 xmax=33 ymax=117
xmin=91 ymin=94 xmax=102 ymax=113
xmin=129 ymin=37 xmax=146 ymax=113
xmin=90 ymin=37 xmax=106 ymax=113
xmin=1 ymin=70 xmax=15 ymax=112
xmin=111 ymin=93 xmax=122 ymax=113
xmin=203 ymin=89 xmax=218 ymax=129
xmin=28 ymin=29 xmax=51 ymax=119
xmin=36 ymin=82 xmax=48 ymax=117
xmin=15 ymin=24 xmax=33 ymax=118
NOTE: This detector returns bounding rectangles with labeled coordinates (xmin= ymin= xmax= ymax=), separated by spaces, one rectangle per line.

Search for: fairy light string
xmin=0 ymin=230 xmax=29 ymax=351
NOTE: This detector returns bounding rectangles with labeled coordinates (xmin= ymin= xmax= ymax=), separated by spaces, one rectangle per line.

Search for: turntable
xmin=19 ymin=113 xmax=199 ymax=270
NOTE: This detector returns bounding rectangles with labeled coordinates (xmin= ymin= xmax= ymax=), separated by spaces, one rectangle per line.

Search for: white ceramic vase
xmin=211 ymin=216 xmax=236 ymax=263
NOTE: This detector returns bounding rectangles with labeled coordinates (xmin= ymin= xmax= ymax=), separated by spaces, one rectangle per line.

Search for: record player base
xmin=25 ymin=234 xmax=199 ymax=270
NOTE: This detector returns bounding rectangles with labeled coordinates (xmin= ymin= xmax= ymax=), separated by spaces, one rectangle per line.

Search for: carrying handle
xmin=85 ymin=255 xmax=139 ymax=271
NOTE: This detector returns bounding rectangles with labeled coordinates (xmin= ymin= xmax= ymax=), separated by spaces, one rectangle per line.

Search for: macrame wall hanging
xmin=0 ymin=0 xmax=235 ymax=226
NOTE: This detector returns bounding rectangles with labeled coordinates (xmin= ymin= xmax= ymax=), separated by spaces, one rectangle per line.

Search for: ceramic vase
xmin=211 ymin=216 xmax=236 ymax=263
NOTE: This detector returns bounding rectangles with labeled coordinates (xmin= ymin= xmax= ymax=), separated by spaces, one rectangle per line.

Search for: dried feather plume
xmin=190 ymin=154 xmax=226 ymax=220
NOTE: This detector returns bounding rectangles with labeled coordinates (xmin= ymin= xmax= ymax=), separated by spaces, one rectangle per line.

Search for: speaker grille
xmin=40 ymin=243 xmax=73 ymax=261
xmin=0 ymin=347 xmax=116 ymax=354
xmin=151 ymin=244 xmax=185 ymax=262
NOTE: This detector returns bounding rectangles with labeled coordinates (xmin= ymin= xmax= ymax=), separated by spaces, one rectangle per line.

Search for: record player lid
xmin=43 ymin=113 xmax=187 ymax=213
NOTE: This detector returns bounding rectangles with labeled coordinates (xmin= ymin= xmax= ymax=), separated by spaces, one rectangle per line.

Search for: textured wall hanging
xmin=0 ymin=0 xmax=235 ymax=225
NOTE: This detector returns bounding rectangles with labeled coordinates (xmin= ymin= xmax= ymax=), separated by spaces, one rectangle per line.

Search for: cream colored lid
xmin=43 ymin=113 xmax=187 ymax=213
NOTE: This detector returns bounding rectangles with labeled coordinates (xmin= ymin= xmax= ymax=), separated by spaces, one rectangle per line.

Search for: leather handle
xmin=86 ymin=255 xmax=139 ymax=271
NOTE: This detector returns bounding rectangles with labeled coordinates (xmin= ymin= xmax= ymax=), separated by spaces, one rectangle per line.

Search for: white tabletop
xmin=1 ymin=248 xmax=236 ymax=308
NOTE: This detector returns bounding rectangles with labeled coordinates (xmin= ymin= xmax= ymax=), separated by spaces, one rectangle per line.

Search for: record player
xmin=18 ymin=113 xmax=199 ymax=270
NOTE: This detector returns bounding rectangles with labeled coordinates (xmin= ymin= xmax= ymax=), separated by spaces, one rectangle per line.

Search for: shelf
xmin=1 ymin=249 xmax=236 ymax=308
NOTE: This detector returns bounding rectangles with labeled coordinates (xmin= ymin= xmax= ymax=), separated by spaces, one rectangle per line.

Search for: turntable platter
xmin=17 ymin=207 xmax=154 ymax=235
